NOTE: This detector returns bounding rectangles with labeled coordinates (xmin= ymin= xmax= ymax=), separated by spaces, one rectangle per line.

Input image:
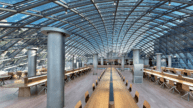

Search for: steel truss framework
xmin=0 ymin=0 xmax=193 ymax=71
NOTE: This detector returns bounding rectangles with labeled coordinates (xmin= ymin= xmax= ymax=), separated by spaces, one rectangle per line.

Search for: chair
xmin=125 ymin=80 xmax=128 ymax=86
xmin=171 ymin=68 xmax=177 ymax=74
xmin=38 ymin=82 xmax=47 ymax=95
xmin=160 ymin=77 xmax=169 ymax=89
xmin=92 ymin=83 xmax=95 ymax=91
xmin=147 ymin=74 xmax=151 ymax=81
xmin=75 ymin=100 xmax=82 ymax=108
xmin=129 ymin=84 xmax=132 ymax=92
xmin=168 ymin=80 xmax=180 ymax=94
xmin=85 ymin=91 xmax=89 ymax=103
xmin=133 ymin=91 xmax=139 ymax=103
xmin=98 ymin=77 xmax=100 ymax=81
xmin=96 ymin=80 xmax=98 ymax=86
xmin=123 ymin=77 xmax=125 ymax=82
xmin=143 ymin=100 xmax=150 ymax=108
xmin=154 ymin=76 xmax=161 ymax=85
xmin=181 ymin=84 xmax=193 ymax=101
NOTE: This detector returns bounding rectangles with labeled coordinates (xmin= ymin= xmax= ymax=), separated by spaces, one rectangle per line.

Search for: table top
xmin=3 ymin=79 xmax=47 ymax=88
xmin=0 ymin=75 xmax=10 ymax=79
xmin=84 ymin=68 xmax=110 ymax=108
xmin=112 ymin=68 xmax=139 ymax=108
xmin=144 ymin=70 xmax=193 ymax=87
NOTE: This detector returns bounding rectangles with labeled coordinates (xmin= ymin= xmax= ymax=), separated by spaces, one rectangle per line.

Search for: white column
xmin=41 ymin=27 xmax=70 ymax=108
xmin=121 ymin=56 xmax=125 ymax=70
xmin=77 ymin=62 xmax=79 ymax=68
xmin=168 ymin=55 xmax=172 ymax=67
xmin=27 ymin=48 xmax=37 ymax=77
xmin=72 ymin=55 xmax=74 ymax=70
xmin=101 ymin=57 xmax=104 ymax=65
xmin=93 ymin=54 xmax=98 ymax=70
xmin=133 ymin=48 xmax=140 ymax=64
xmin=156 ymin=53 xmax=162 ymax=72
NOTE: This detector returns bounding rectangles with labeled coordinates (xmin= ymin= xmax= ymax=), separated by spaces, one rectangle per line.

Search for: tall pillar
xmin=101 ymin=57 xmax=104 ymax=65
xmin=133 ymin=48 xmax=140 ymax=64
xmin=72 ymin=55 xmax=74 ymax=70
xmin=41 ymin=27 xmax=70 ymax=108
xmin=156 ymin=53 xmax=162 ymax=72
xmin=121 ymin=56 xmax=125 ymax=71
xmin=28 ymin=48 xmax=37 ymax=77
xmin=77 ymin=62 xmax=79 ymax=68
xmin=93 ymin=54 xmax=98 ymax=74
xmin=168 ymin=55 xmax=172 ymax=67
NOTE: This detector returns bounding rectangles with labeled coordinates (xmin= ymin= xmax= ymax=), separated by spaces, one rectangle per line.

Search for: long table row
xmin=75 ymin=67 xmax=150 ymax=108
xmin=2 ymin=67 xmax=91 ymax=97
xmin=152 ymin=66 xmax=193 ymax=77
xmin=144 ymin=68 xmax=193 ymax=101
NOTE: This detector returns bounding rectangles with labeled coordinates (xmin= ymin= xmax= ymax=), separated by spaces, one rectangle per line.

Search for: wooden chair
xmin=171 ymin=68 xmax=177 ymax=74
xmin=98 ymin=77 xmax=100 ymax=81
xmin=147 ymin=74 xmax=151 ymax=81
xmin=129 ymin=84 xmax=132 ymax=92
xmin=75 ymin=100 xmax=82 ymax=108
xmin=92 ymin=83 xmax=95 ymax=91
xmin=123 ymin=77 xmax=125 ymax=82
xmin=168 ymin=80 xmax=180 ymax=94
xmin=96 ymin=80 xmax=98 ymax=86
xmin=85 ymin=91 xmax=89 ymax=103
xmin=160 ymin=77 xmax=169 ymax=89
xmin=133 ymin=91 xmax=139 ymax=103
xmin=125 ymin=80 xmax=128 ymax=86
xmin=143 ymin=100 xmax=150 ymax=108
xmin=38 ymin=82 xmax=47 ymax=95
xmin=154 ymin=76 xmax=161 ymax=85
xmin=181 ymin=84 xmax=193 ymax=101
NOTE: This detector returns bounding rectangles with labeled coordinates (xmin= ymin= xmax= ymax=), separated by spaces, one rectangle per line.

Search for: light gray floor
xmin=0 ymin=68 xmax=193 ymax=108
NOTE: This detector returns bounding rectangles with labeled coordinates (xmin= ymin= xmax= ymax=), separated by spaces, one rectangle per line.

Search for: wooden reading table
xmin=113 ymin=68 xmax=139 ymax=108
xmin=84 ymin=68 xmax=110 ymax=108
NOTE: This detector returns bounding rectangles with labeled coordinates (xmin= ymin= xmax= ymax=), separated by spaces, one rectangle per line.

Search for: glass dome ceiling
xmin=1 ymin=0 xmax=193 ymax=70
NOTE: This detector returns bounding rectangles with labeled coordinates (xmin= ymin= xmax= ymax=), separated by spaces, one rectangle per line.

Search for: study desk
xmin=0 ymin=75 xmax=11 ymax=86
xmin=84 ymin=68 xmax=110 ymax=108
xmin=144 ymin=69 xmax=193 ymax=91
xmin=112 ymin=68 xmax=139 ymax=108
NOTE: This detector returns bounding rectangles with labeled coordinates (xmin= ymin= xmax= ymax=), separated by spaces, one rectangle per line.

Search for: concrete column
xmin=93 ymin=54 xmax=98 ymax=71
xmin=77 ymin=62 xmax=79 ymax=68
xmin=168 ymin=55 xmax=172 ymax=67
xmin=27 ymin=48 xmax=37 ymax=77
xmin=101 ymin=57 xmax=104 ymax=65
xmin=72 ymin=55 xmax=74 ymax=70
xmin=133 ymin=48 xmax=140 ymax=64
xmin=41 ymin=27 xmax=70 ymax=108
xmin=121 ymin=56 xmax=125 ymax=70
xmin=156 ymin=53 xmax=162 ymax=72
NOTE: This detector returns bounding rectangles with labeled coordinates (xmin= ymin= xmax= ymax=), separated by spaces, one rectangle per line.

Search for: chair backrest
xmin=154 ymin=76 xmax=158 ymax=80
xmin=123 ymin=77 xmax=125 ymax=81
xmin=187 ymin=72 xmax=191 ymax=76
xmin=129 ymin=84 xmax=132 ymax=92
xmin=169 ymin=80 xmax=174 ymax=86
xmin=143 ymin=100 xmax=150 ymax=108
xmin=178 ymin=75 xmax=183 ymax=80
xmin=160 ymin=77 xmax=164 ymax=82
xmin=134 ymin=91 xmax=139 ymax=103
xmin=125 ymin=80 xmax=128 ymax=86
xmin=75 ymin=100 xmax=82 ymax=108
xmin=92 ymin=83 xmax=95 ymax=91
xmin=182 ymin=84 xmax=190 ymax=92
xmin=85 ymin=91 xmax=89 ymax=103
xmin=96 ymin=80 xmax=98 ymax=86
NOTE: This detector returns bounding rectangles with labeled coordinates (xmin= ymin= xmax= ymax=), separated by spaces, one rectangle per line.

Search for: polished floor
xmin=0 ymin=68 xmax=193 ymax=108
